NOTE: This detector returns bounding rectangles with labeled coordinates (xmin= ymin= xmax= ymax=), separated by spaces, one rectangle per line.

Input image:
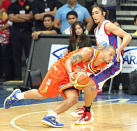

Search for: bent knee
xmin=67 ymin=96 xmax=78 ymax=105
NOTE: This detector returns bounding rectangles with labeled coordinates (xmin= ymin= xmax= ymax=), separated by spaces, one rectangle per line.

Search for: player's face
xmin=103 ymin=48 xmax=115 ymax=64
xmin=75 ymin=24 xmax=83 ymax=36
xmin=43 ymin=17 xmax=53 ymax=28
xmin=67 ymin=15 xmax=78 ymax=25
xmin=92 ymin=7 xmax=105 ymax=24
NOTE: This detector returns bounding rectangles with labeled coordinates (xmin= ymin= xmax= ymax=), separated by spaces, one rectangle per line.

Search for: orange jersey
xmin=60 ymin=47 xmax=107 ymax=74
xmin=38 ymin=47 xmax=107 ymax=99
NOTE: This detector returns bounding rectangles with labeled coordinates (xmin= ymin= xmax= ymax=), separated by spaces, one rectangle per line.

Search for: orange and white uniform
xmin=38 ymin=47 xmax=106 ymax=99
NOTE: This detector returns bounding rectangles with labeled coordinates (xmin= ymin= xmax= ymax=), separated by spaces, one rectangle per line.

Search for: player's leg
xmin=75 ymin=77 xmax=96 ymax=124
xmin=4 ymin=89 xmax=45 ymax=109
xmin=54 ymin=88 xmax=79 ymax=114
xmin=3 ymin=61 xmax=60 ymax=109
xmin=72 ymin=62 xmax=122 ymax=119
xmin=42 ymin=88 xmax=79 ymax=128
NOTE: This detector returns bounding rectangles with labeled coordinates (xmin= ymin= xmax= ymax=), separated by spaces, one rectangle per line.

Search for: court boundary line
xmin=10 ymin=102 xmax=122 ymax=131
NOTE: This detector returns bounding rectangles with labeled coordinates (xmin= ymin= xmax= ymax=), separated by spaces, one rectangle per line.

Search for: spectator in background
xmin=62 ymin=10 xmax=89 ymax=35
xmin=54 ymin=0 xmax=93 ymax=34
xmin=132 ymin=15 xmax=137 ymax=36
xmin=62 ymin=11 xmax=78 ymax=35
xmin=0 ymin=0 xmax=12 ymax=81
xmin=64 ymin=21 xmax=93 ymax=56
xmin=32 ymin=14 xmax=60 ymax=40
xmin=68 ymin=21 xmax=92 ymax=51
xmin=8 ymin=0 xmax=33 ymax=80
xmin=0 ymin=0 xmax=11 ymax=13
xmin=32 ymin=0 xmax=62 ymax=31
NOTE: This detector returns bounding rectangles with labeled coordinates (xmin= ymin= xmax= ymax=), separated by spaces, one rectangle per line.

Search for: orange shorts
xmin=38 ymin=61 xmax=80 ymax=99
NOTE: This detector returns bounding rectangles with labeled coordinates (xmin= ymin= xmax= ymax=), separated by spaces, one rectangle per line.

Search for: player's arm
xmin=105 ymin=22 xmax=132 ymax=61
xmin=65 ymin=47 xmax=92 ymax=74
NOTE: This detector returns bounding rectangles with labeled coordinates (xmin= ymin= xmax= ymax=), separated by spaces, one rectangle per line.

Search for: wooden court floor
xmin=0 ymin=100 xmax=137 ymax=131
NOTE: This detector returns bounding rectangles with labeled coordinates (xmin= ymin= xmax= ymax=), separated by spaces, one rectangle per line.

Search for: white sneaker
xmin=75 ymin=112 xmax=93 ymax=125
xmin=70 ymin=106 xmax=85 ymax=118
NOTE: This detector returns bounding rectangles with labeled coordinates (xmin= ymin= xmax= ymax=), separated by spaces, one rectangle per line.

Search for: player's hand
xmin=68 ymin=72 xmax=74 ymax=82
xmin=116 ymin=48 xmax=121 ymax=62
xmin=97 ymin=44 xmax=103 ymax=50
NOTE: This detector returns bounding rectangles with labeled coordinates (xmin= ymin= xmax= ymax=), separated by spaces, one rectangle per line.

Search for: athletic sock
xmin=85 ymin=105 xmax=91 ymax=112
xmin=15 ymin=92 xmax=25 ymax=100
xmin=47 ymin=111 xmax=57 ymax=117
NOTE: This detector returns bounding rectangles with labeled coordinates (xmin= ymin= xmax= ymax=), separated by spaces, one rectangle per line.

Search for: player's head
xmin=66 ymin=11 xmax=78 ymax=26
xmin=71 ymin=21 xmax=85 ymax=36
xmin=43 ymin=14 xmax=54 ymax=29
xmin=102 ymin=45 xmax=116 ymax=64
xmin=91 ymin=4 xmax=109 ymax=24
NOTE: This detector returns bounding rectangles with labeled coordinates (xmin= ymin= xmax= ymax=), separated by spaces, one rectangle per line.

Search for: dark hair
xmin=43 ymin=14 xmax=54 ymax=21
xmin=91 ymin=3 xmax=109 ymax=19
xmin=134 ymin=15 xmax=137 ymax=23
xmin=66 ymin=11 xmax=78 ymax=19
xmin=69 ymin=21 xmax=86 ymax=43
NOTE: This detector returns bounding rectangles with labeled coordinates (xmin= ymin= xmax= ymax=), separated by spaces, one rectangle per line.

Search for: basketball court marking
xmin=10 ymin=102 xmax=121 ymax=131
xmin=10 ymin=111 xmax=47 ymax=131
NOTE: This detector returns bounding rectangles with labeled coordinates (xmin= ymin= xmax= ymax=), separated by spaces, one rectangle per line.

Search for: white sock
xmin=15 ymin=92 xmax=25 ymax=100
xmin=47 ymin=111 xmax=57 ymax=117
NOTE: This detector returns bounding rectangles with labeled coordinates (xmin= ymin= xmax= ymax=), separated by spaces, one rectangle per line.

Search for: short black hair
xmin=43 ymin=14 xmax=54 ymax=21
xmin=66 ymin=11 xmax=78 ymax=19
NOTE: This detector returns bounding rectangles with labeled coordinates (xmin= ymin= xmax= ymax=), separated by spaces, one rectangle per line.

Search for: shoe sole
xmin=41 ymin=120 xmax=64 ymax=128
xmin=4 ymin=89 xmax=20 ymax=109
xmin=75 ymin=117 xmax=94 ymax=125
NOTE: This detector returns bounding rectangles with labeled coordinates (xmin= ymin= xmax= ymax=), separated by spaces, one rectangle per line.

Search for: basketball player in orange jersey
xmin=4 ymin=45 xmax=115 ymax=128
xmin=71 ymin=4 xmax=132 ymax=125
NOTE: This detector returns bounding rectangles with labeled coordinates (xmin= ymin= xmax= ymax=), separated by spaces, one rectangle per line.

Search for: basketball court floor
xmin=0 ymin=87 xmax=137 ymax=131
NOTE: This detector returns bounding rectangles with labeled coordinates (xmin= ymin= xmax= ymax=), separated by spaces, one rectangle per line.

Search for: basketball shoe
xmin=4 ymin=89 xmax=21 ymax=109
xmin=75 ymin=112 xmax=93 ymax=125
xmin=41 ymin=116 xmax=64 ymax=128
xmin=70 ymin=106 xmax=85 ymax=118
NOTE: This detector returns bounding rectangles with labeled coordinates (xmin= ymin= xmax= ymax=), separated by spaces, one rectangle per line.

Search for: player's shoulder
xmin=81 ymin=47 xmax=94 ymax=51
xmin=80 ymin=47 xmax=94 ymax=55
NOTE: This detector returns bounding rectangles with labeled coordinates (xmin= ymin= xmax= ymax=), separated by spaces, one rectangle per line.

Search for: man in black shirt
xmin=8 ymin=0 xmax=33 ymax=80
xmin=32 ymin=14 xmax=60 ymax=40
xmin=32 ymin=0 xmax=62 ymax=31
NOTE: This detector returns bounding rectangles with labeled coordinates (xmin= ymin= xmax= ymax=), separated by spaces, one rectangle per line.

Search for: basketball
xmin=72 ymin=72 xmax=89 ymax=90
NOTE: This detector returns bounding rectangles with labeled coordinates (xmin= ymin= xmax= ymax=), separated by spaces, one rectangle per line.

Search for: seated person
xmin=62 ymin=11 xmax=78 ymax=35
xmin=62 ymin=11 xmax=88 ymax=35
xmin=32 ymin=14 xmax=60 ymax=40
